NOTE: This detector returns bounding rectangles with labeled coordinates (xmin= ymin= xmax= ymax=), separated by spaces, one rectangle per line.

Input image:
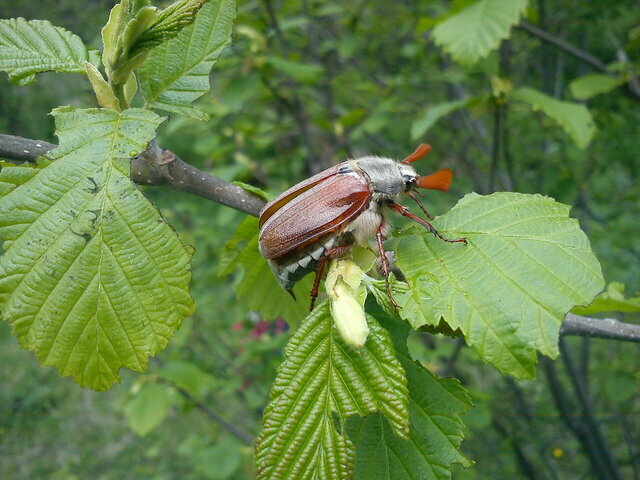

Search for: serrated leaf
xmin=138 ymin=0 xmax=236 ymax=120
xmin=130 ymin=0 xmax=209 ymax=56
xmin=432 ymin=0 xmax=528 ymax=65
xmin=124 ymin=381 xmax=173 ymax=435
xmin=411 ymin=99 xmax=468 ymax=141
xmin=348 ymin=316 xmax=472 ymax=480
xmin=511 ymin=87 xmax=595 ymax=149
xmin=569 ymin=73 xmax=625 ymax=100
xmin=0 ymin=18 xmax=101 ymax=85
xmin=572 ymin=282 xmax=640 ymax=315
xmin=0 ymin=107 xmax=194 ymax=391
xmin=255 ymin=304 xmax=409 ymax=480
xmin=396 ymin=192 xmax=603 ymax=379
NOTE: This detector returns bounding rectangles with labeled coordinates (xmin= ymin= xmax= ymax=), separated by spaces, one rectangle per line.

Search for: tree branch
xmin=519 ymin=20 xmax=609 ymax=73
xmin=175 ymin=386 xmax=255 ymax=445
xmin=0 ymin=134 xmax=265 ymax=217
xmin=560 ymin=313 xmax=640 ymax=343
xmin=518 ymin=21 xmax=640 ymax=101
xmin=559 ymin=337 xmax=622 ymax=479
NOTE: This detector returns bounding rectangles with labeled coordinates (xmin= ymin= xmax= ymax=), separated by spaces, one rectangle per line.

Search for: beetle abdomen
xmin=268 ymin=236 xmax=337 ymax=291
xmin=268 ymin=232 xmax=356 ymax=291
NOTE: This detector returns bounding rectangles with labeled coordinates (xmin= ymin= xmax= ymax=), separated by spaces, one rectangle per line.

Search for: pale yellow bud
xmin=326 ymin=260 xmax=369 ymax=348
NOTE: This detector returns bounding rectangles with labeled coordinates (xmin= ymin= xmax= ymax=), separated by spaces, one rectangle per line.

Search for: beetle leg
xmin=310 ymin=256 xmax=328 ymax=311
xmin=309 ymin=245 xmax=351 ymax=311
xmin=375 ymin=222 xmax=399 ymax=309
xmin=388 ymin=202 xmax=468 ymax=244
xmin=408 ymin=191 xmax=434 ymax=220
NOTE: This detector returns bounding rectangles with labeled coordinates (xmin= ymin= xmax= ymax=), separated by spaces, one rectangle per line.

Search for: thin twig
xmin=559 ymin=338 xmax=622 ymax=479
xmin=542 ymin=357 xmax=614 ymax=479
xmin=175 ymin=386 xmax=255 ymax=445
xmin=518 ymin=20 xmax=640 ymax=101
xmin=560 ymin=314 xmax=640 ymax=343
xmin=519 ymin=20 xmax=609 ymax=73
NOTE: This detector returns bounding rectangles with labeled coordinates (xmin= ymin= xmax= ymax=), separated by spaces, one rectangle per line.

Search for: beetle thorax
xmin=350 ymin=156 xmax=417 ymax=200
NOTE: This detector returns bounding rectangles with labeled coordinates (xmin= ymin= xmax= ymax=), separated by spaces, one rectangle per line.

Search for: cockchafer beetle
xmin=258 ymin=144 xmax=467 ymax=309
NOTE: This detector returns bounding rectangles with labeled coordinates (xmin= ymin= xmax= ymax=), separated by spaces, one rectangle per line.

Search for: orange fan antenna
xmin=401 ymin=144 xmax=432 ymax=164
xmin=416 ymin=168 xmax=452 ymax=191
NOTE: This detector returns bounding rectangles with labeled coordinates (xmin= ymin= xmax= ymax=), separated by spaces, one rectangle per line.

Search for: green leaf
xmin=85 ymin=62 xmax=121 ymax=110
xmin=266 ymin=56 xmax=324 ymax=83
xmin=396 ymin=192 xmax=604 ymax=379
xmin=255 ymin=303 xmax=409 ymax=480
xmin=569 ymin=73 xmax=625 ymax=100
xmin=232 ymin=181 xmax=272 ymax=201
xmin=0 ymin=18 xmax=101 ymax=85
xmin=158 ymin=360 xmax=215 ymax=399
xmin=233 ymin=231 xmax=314 ymax=323
xmin=194 ymin=437 xmax=243 ymax=479
xmin=0 ymin=160 xmax=48 ymax=202
xmin=138 ymin=0 xmax=236 ymax=121
xmin=348 ymin=316 xmax=472 ymax=480
xmin=123 ymin=72 xmax=139 ymax=105
xmin=411 ymin=99 xmax=468 ymax=141
xmin=217 ymin=216 xmax=313 ymax=323
xmin=111 ymin=50 xmax=150 ymax=85
xmin=216 ymin=216 xmax=260 ymax=276
xmin=122 ymin=6 xmax=159 ymax=57
xmin=511 ymin=87 xmax=596 ymax=149
xmin=0 ymin=107 xmax=195 ymax=391
xmin=129 ymin=0 xmax=209 ymax=56
xmin=572 ymin=282 xmax=640 ymax=315
xmin=101 ymin=0 xmax=130 ymax=78
xmin=124 ymin=381 xmax=173 ymax=436
xmin=364 ymin=276 xmax=409 ymax=319
xmin=432 ymin=0 xmax=528 ymax=65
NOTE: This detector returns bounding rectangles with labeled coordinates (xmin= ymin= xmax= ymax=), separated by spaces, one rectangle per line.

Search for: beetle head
xmin=401 ymin=144 xmax=452 ymax=192
xmin=354 ymin=144 xmax=452 ymax=197
xmin=355 ymin=156 xmax=415 ymax=196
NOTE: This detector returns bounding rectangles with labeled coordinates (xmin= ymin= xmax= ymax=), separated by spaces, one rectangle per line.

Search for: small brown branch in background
xmin=542 ymin=357 xmax=617 ymax=480
xmin=519 ymin=20 xmax=609 ymax=73
xmin=0 ymin=135 xmax=55 ymax=162
xmin=560 ymin=313 xmax=640 ymax=343
xmin=175 ymin=386 xmax=254 ymax=445
xmin=518 ymin=20 xmax=640 ymax=101
xmin=559 ymin=337 xmax=622 ymax=479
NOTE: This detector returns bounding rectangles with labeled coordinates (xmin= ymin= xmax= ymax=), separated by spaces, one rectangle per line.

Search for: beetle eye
xmin=403 ymin=174 xmax=418 ymax=189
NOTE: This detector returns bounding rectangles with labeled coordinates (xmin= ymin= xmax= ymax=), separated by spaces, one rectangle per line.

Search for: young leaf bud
xmin=325 ymin=259 xmax=369 ymax=348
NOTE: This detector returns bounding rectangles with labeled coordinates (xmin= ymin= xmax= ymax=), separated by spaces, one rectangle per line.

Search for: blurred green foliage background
xmin=0 ymin=0 xmax=638 ymax=479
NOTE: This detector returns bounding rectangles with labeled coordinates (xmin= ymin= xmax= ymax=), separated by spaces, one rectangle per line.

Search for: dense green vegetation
xmin=0 ymin=0 xmax=638 ymax=479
